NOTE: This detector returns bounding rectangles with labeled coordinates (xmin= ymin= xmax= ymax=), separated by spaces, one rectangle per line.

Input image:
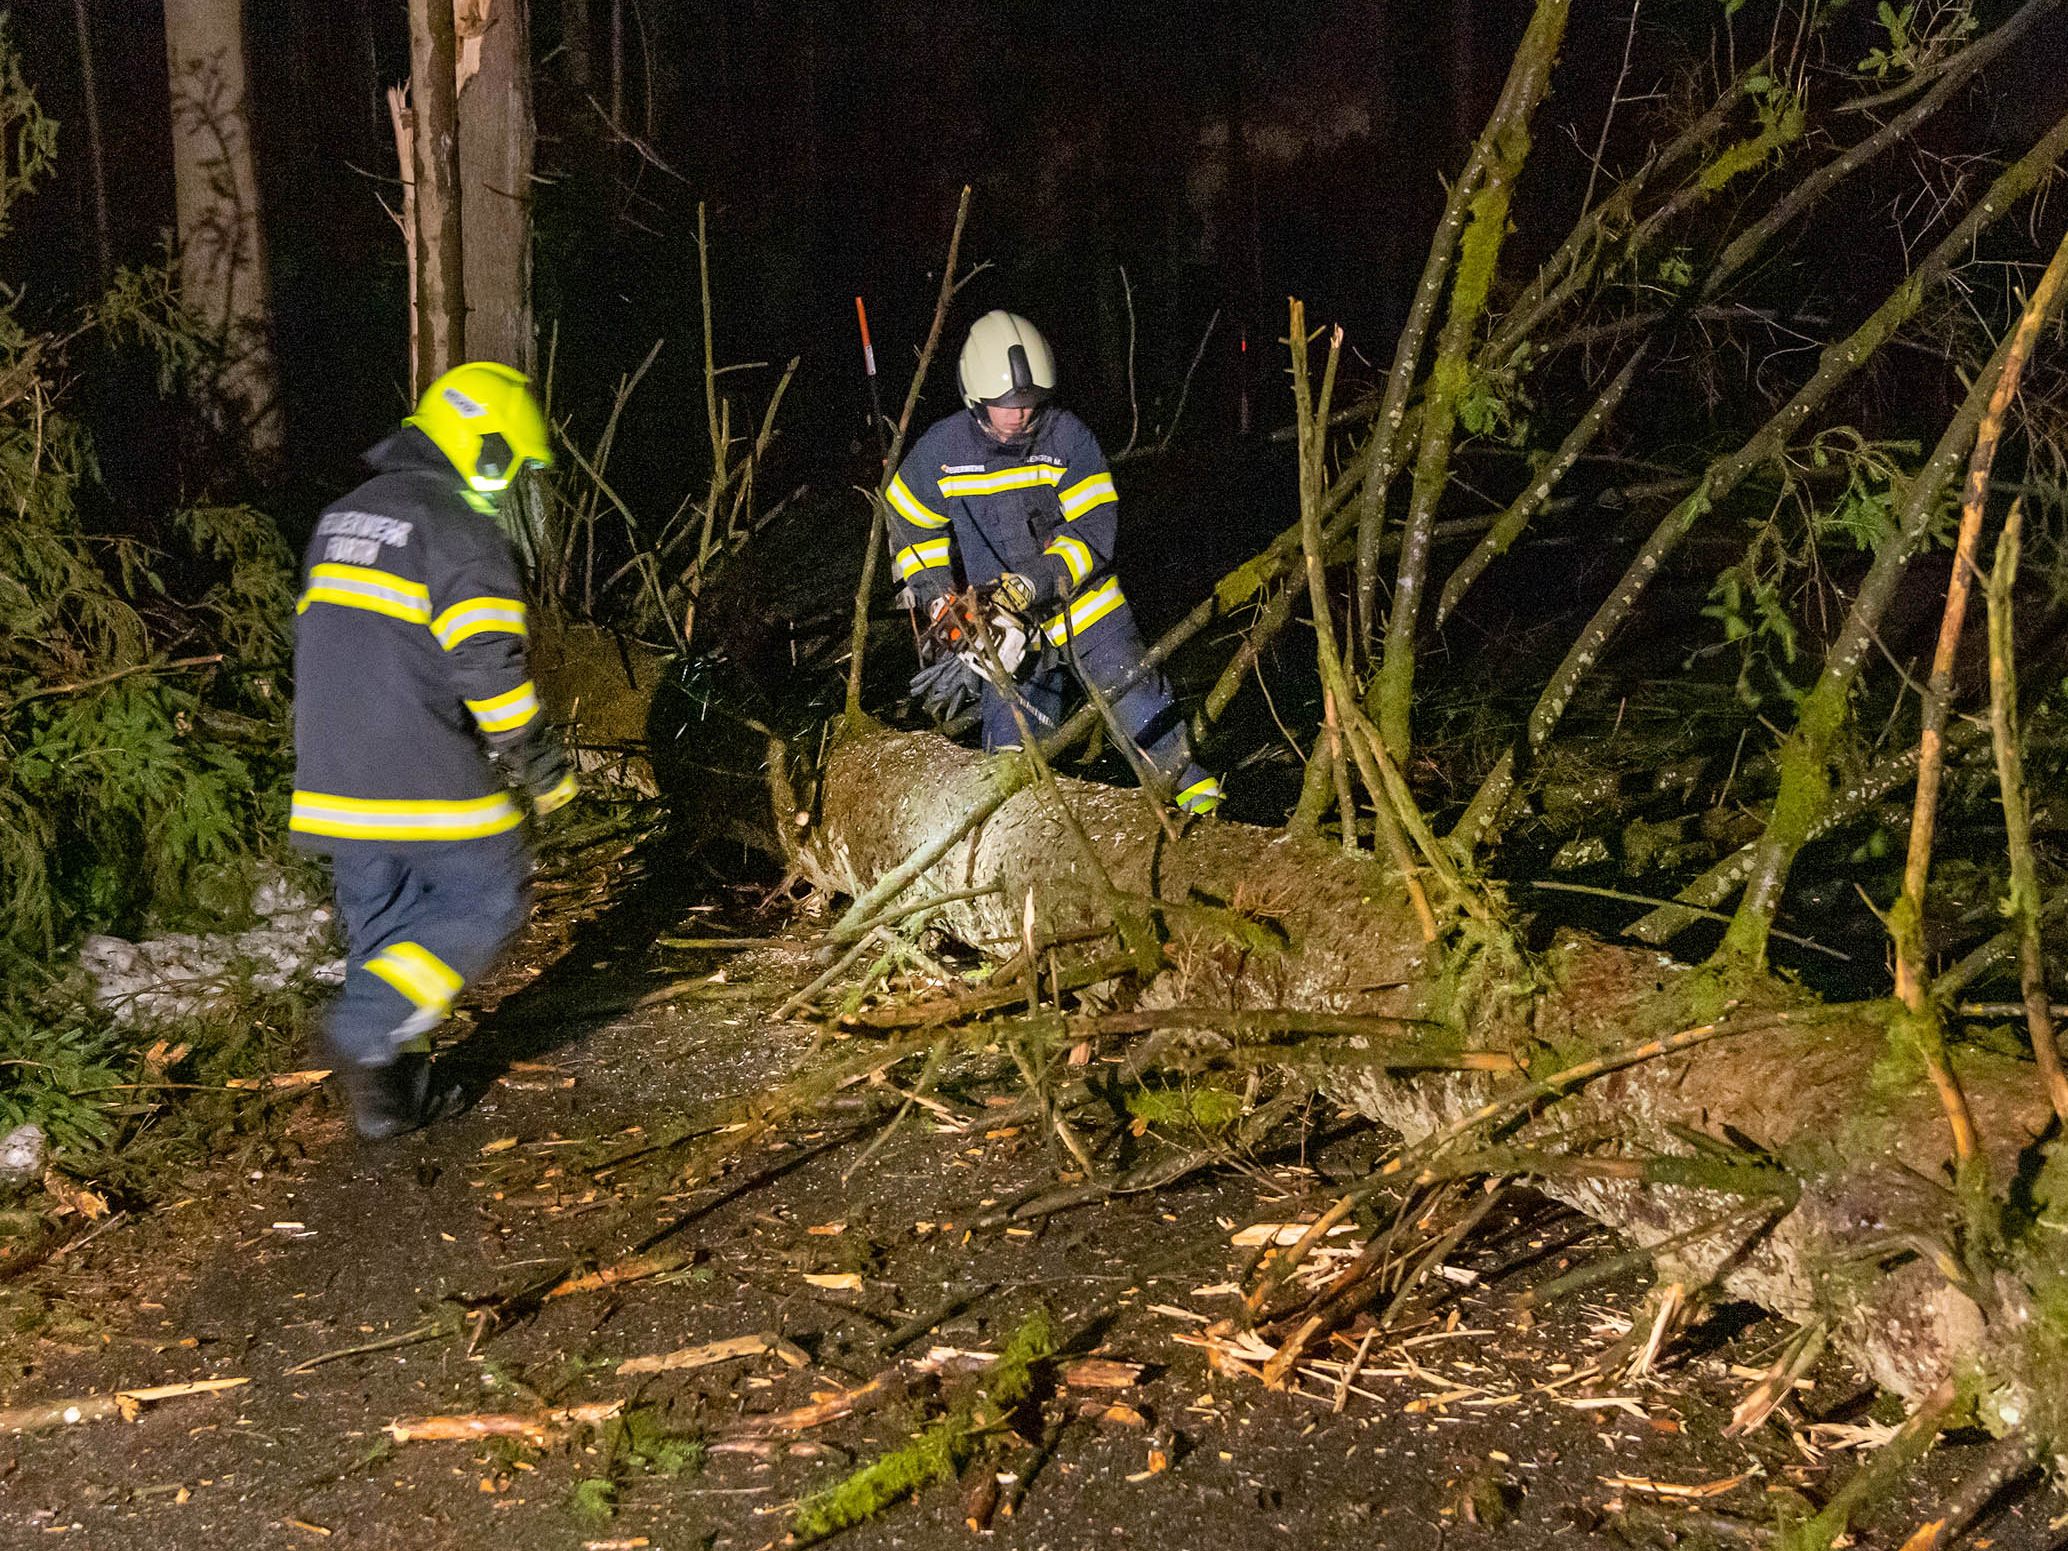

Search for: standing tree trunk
xmin=162 ymin=0 xmax=284 ymax=471
xmin=609 ymin=0 xmax=624 ymax=129
xmin=71 ymin=0 xmax=110 ymax=289
xmin=386 ymin=87 xmax=419 ymax=394
xmin=410 ymin=0 xmax=465 ymax=389
xmin=560 ymin=0 xmax=592 ymax=90
xmin=457 ymin=0 xmax=536 ymax=374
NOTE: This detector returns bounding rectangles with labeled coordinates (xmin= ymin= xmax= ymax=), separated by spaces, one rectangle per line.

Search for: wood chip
xmin=226 ymin=1068 xmax=330 ymax=1091
xmin=1804 ymin=1418 xmax=1900 ymax=1452
xmin=1062 ymin=1358 xmax=1145 ymax=1390
xmin=1083 ymin=1401 xmax=1148 ymax=1429
xmin=1124 ymin=1443 xmax=1170 ymax=1483
xmin=1558 ymin=1395 xmax=1650 ymax=1418
xmin=142 ymin=1039 xmax=192 ymax=1076
xmin=1404 ymin=1388 xmax=1479 ymax=1412
xmin=802 ymin=1272 xmax=863 ymax=1291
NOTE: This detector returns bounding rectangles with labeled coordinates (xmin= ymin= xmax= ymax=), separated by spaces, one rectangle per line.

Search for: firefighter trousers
xmin=321 ymin=834 xmax=531 ymax=1068
xmin=980 ymin=597 xmax=1221 ymax=813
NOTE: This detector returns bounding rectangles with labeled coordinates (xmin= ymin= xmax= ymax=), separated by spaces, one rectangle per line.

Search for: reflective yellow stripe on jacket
xmin=895 ymin=538 xmax=951 ymax=581
xmin=465 ymin=680 xmax=541 ymax=734
xmin=431 ymin=595 xmax=528 ymax=649
xmin=887 ymin=474 xmax=948 ymax=529
xmin=938 ymin=464 xmax=1064 ymax=498
xmin=1041 ymin=577 xmax=1126 ymax=644
xmin=296 ymin=563 xmax=433 ymax=625
xmin=1059 ymin=472 xmax=1117 ymax=519
xmin=1044 ymin=535 xmax=1093 ymax=588
xmin=1176 ymin=776 xmax=1224 ymax=814
xmin=289 ymin=790 xmax=523 ymax=842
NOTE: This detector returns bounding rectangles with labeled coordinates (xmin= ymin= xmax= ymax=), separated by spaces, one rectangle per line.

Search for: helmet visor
xmin=983 ymin=385 xmax=1050 ymax=410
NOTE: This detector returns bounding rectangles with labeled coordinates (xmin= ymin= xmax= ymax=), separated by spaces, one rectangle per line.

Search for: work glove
xmin=909 ymin=652 xmax=983 ymax=721
xmin=492 ymin=729 xmax=578 ymax=816
xmin=533 ymin=768 xmax=579 ymax=817
xmin=993 ymin=571 xmax=1036 ymax=614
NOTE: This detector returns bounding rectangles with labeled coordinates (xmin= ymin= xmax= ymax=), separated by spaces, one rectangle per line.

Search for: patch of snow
xmin=0 ymin=1122 xmax=46 ymax=1184
xmin=78 ymin=867 xmax=345 ymax=1027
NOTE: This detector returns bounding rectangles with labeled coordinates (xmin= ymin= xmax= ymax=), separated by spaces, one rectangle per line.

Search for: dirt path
xmin=1 ymin=864 xmax=2057 ymax=1550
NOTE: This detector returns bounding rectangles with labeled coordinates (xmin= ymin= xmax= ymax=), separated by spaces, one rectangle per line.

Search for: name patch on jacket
xmin=317 ymin=510 xmax=414 ymax=566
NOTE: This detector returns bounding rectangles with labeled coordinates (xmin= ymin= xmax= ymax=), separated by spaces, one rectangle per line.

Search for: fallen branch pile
xmin=798 ymin=722 xmax=2064 ymax=1474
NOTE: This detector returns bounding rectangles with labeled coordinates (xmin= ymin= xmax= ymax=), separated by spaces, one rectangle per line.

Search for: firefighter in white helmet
xmin=889 ymin=310 xmax=1221 ymax=813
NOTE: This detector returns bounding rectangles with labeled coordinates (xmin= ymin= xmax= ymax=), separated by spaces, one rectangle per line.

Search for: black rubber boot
xmin=339 ymin=1052 xmax=465 ymax=1141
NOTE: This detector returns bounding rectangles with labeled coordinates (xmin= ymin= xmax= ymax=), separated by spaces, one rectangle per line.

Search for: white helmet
xmin=958 ymin=310 xmax=1057 ymax=412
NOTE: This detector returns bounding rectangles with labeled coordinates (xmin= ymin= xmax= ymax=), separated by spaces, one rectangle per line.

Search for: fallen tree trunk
xmin=801 ymin=721 xmax=2060 ymax=1427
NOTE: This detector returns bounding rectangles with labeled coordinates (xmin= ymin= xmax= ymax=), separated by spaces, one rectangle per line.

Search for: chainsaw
xmin=909 ymin=583 xmax=1035 ymax=720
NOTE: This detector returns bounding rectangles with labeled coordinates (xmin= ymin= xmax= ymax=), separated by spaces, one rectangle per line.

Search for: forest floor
xmin=1 ymin=837 xmax=2061 ymax=1551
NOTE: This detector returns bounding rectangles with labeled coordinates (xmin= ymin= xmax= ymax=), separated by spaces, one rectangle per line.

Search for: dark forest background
xmin=9 ymin=1 xmax=2068 ymax=871
xmin=30 ymin=0 xmax=2061 ymax=518
xmin=14 ymin=3 xmax=1467 ymax=506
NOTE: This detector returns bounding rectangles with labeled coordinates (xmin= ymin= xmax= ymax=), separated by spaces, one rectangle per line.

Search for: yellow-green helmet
xmin=405 ymin=362 xmax=553 ymax=494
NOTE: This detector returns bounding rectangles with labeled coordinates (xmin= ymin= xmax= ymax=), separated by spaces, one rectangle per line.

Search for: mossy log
xmin=801 ymin=722 xmax=2064 ymax=1432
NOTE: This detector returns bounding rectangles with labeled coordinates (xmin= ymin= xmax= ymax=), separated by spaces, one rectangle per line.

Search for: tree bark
xmin=799 ymin=722 xmax=2057 ymax=1420
xmin=457 ymin=0 xmax=535 ymax=374
xmin=410 ymin=0 xmax=466 ymax=388
xmin=609 ymin=0 xmax=624 ymax=130
xmin=561 ymin=0 xmax=593 ymax=90
xmin=386 ymin=87 xmax=419 ymax=391
xmin=1373 ymin=0 xmax=1569 ymax=756
xmin=71 ymin=0 xmax=110 ymax=289
xmin=162 ymin=0 xmax=284 ymax=469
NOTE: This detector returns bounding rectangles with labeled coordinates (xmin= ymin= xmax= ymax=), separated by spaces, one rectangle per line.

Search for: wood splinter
xmin=0 ymin=1377 xmax=249 ymax=1437
xmin=385 ymin=1399 xmax=622 ymax=1445
xmin=617 ymin=1331 xmax=809 ymax=1376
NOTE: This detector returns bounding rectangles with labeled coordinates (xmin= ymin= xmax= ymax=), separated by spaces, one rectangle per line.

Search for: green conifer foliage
xmin=0 ymin=22 xmax=298 ymax=1146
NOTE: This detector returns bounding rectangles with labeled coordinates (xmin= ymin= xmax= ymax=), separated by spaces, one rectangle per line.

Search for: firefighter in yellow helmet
xmin=291 ymin=363 xmax=572 ymax=1139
